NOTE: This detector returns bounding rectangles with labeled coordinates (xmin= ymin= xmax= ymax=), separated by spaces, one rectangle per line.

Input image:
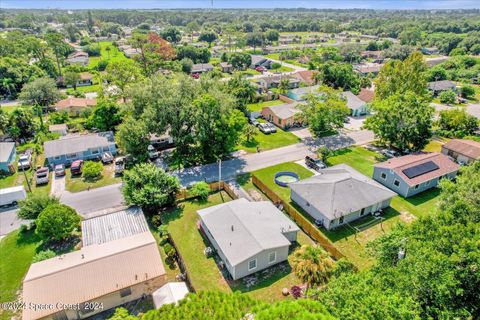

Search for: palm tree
xmin=292 ymin=245 xmax=334 ymax=293
xmin=243 ymin=124 xmax=258 ymax=143
xmin=278 ymin=78 xmax=290 ymax=95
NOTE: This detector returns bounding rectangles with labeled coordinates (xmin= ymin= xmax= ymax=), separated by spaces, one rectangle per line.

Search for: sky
xmin=2 ymin=0 xmax=480 ymax=10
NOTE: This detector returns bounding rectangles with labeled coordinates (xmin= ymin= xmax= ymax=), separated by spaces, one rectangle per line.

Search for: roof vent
xmin=231 ymin=225 xmax=234 ymax=231
xmin=81 ymin=254 xmax=84 ymax=259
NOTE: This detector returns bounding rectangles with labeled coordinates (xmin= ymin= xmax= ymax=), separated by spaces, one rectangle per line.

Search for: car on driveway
xmin=382 ymin=149 xmax=398 ymax=158
xmin=148 ymin=145 xmax=160 ymax=160
xmin=54 ymin=164 xmax=66 ymax=177
xmin=101 ymin=152 xmax=114 ymax=164
xmin=249 ymin=117 xmax=259 ymax=126
xmin=17 ymin=149 xmax=32 ymax=170
xmin=265 ymin=122 xmax=277 ymax=133
xmin=257 ymin=123 xmax=272 ymax=134
xmin=35 ymin=167 xmax=49 ymax=185
xmin=70 ymin=160 xmax=84 ymax=175
xmin=305 ymin=155 xmax=327 ymax=171
xmin=114 ymin=157 xmax=125 ymax=175
xmin=255 ymin=66 xmax=267 ymax=73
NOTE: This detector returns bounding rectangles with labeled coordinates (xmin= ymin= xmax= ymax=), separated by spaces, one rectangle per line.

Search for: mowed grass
xmin=87 ymin=41 xmax=129 ymax=69
xmin=247 ymin=99 xmax=282 ymax=113
xmin=238 ymin=128 xmax=300 ymax=153
xmin=162 ymin=192 xmax=232 ymax=292
xmin=65 ymin=164 xmax=121 ymax=193
xmin=0 ymin=230 xmax=42 ymax=320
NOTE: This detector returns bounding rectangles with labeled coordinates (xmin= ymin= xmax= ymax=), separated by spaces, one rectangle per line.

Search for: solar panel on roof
xmin=402 ymin=161 xmax=439 ymax=179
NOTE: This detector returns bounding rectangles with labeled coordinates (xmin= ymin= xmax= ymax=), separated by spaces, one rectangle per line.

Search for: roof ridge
xmin=229 ymin=203 xmax=267 ymax=252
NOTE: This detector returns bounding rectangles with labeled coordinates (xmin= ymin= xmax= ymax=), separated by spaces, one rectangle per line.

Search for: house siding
xmin=0 ymin=146 xmax=16 ymax=173
xmin=441 ymin=146 xmax=476 ymax=164
xmin=46 ymin=144 xmax=117 ymax=167
xmin=233 ymin=246 xmax=289 ymax=280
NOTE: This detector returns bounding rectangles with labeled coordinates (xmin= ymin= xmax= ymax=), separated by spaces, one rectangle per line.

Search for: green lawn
xmin=0 ymin=230 xmax=42 ymax=320
xmin=247 ymin=99 xmax=282 ymax=113
xmin=65 ymin=164 xmax=121 ymax=193
xmin=66 ymin=83 xmax=102 ymax=94
xmin=271 ymin=65 xmax=294 ymax=73
xmin=237 ymin=128 xmax=300 ymax=153
xmin=87 ymin=41 xmax=129 ymax=70
xmin=327 ymin=146 xmax=386 ymax=177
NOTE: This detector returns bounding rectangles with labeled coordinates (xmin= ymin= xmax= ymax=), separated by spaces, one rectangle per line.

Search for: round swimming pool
xmin=274 ymin=171 xmax=300 ymax=187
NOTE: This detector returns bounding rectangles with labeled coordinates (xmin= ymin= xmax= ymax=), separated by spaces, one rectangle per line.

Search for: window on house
xmin=268 ymin=252 xmax=276 ymax=264
xmin=426 ymin=180 xmax=430 ymax=186
xmin=381 ymin=172 xmax=387 ymax=180
xmin=360 ymin=208 xmax=365 ymax=216
xmin=248 ymin=259 xmax=257 ymax=271
xmin=306 ymin=202 xmax=310 ymax=207
xmin=54 ymin=156 xmax=62 ymax=160
xmin=66 ymin=153 xmax=77 ymax=159
xmin=120 ymin=287 xmax=132 ymax=298
xmin=91 ymin=148 xmax=100 ymax=154
xmin=102 ymin=146 xmax=110 ymax=152
xmin=339 ymin=216 xmax=344 ymax=224
xmin=394 ymin=179 xmax=400 ymax=187
xmin=414 ymin=184 xmax=419 ymax=190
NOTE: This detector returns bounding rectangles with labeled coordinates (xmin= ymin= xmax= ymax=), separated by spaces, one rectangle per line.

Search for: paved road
xmin=0 ymin=207 xmax=32 ymax=237
xmin=60 ymin=129 xmax=374 ymax=213
xmin=61 ymin=183 xmax=124 ymax=216
xmin=466 ymin=103 xmax=480 ymax=119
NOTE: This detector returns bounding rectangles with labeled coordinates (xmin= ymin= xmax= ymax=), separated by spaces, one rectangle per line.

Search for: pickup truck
xmin=35 ymin=167 xmax=49 ymax=185
xmin=114 ymin=157 xmax=125 ymax=175
xmin=17 ymin=149 xmax=32 ymax=170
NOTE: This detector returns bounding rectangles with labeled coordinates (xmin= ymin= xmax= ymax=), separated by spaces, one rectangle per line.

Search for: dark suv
xmin=70 ymin=160 xmax=84 ymax=175
xmin=305 ymin=155 xmax=326 ymax=171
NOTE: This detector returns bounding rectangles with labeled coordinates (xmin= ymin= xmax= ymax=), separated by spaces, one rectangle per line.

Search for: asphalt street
xmin=0 ymin=207 xmax=31 ymax=237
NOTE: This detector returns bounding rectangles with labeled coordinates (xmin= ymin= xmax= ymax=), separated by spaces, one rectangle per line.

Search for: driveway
xmin=344 ymin=116 xmax=367 ymax=131
xmin=0 ymin=207 xmax=32 ymax=237
xmin=60 ymin=183 xmax=124 ymax=216
xmin=50 ymin=174 xmax=66 ymax=197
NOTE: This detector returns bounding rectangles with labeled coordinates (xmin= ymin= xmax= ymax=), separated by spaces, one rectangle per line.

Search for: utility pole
xmin=22 ymin=165 xmax=32 ymax=193
xmin=218 ymin=158 xmax=222 ymax=191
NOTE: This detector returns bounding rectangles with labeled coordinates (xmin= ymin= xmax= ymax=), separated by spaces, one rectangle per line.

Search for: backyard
xmin=86 ymin=41 xmax=129 ymax=70
xmin=65 ymin=163 xmax=121 ymax=193
xmin=247 ymin=99 xmax=282 ymax=113
xmin=161 ymin=191 xmax=314 ymax=302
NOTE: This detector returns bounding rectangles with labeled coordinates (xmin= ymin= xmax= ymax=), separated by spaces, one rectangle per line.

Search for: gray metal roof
xmin=81 ymin=207 xmax=149 ymax=246
xmin=198 ymin=199 xmax=299 ymax=266
xmin=267 ymin=103 xmax=301 ymax=120
xmin=0 ymin=142 xmax=15 ymax=163
xmin=290 ymin=164 xmax=397 ymax=220
xmin=341 ymin=91 xmax=366 ymax=110
xmin=43 ymin=132 xmax=114 ymax=158
xmin=428 ymin=80 xmax=456 ymax=91
xmin=288 ymin=85 xmax=320 ymax=99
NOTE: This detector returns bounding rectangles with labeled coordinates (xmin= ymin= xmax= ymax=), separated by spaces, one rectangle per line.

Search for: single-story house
xmin=421 ymin=47 xmax=439 ymax=55
xmin=198 ymin=198 xmax=299 ymax=280
xmin=357 ymin=88 xmax=374 ymax=103
xmin=261 ymin=103 xmax=302 ymax=129
xmin=22 ymin=232 xmax=166 ymax=320
xmin=292 ymin=70 xmax=316 ymax=86
xmin=287 ymin=85 xmax=320 ymax=101
xmin=66 ymin=51 xmax=89 ymax=66
xmin=441 ymin=139 xmax=480 ymax=164
xmin=290 ymin=164 xmax=397 ymax=230
xmin=219 ymin=62 xmax=233 ymax=73
xmin=0 ymin=142 xmax=16 ymax=173
xmin=48 ymin=124 xmax=68 ymax=136
xmin=426 ymin=56 xmax=448 ymax=67
xmin=149 ymin=132 xmax=174 ymax=150
xmin=191 ymin=63 xmax=214 ymax=74
xmin=250 ymin=55 xmax=273 ymax=69
xmin=152 ymin=282 xmax=189 ymax=309
xmin=373 ymin=153 xmax=460 ymax=198
xmin=256 ymin=75 xmax=300 ymax=90
xmin=361 ymin=50 xmax=383 ymax=60
xmin=53 ymin=97 xmax=97 ymax=115
xmin=44 ymin=131 xmax=116 ymax=166
xmin=354 ymin=63 xmax=382 ymax=75
xmin=341 ymin=91 xmax=368 ymax=117
xmin=77 ymin=72 xmax=93 ymax=86
xmin=428 ymin=80 xmax=457 ymax=95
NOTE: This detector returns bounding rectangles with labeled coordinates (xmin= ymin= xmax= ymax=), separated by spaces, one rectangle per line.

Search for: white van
xmin=0 ymin=185 xmax=27 ymax=207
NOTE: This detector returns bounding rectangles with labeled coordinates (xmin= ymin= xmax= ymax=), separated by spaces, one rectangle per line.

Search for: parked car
xmin=35 ymin=167 xmax=50 ymax=185
xmin=101 ymin=151 xmax=114 ymax=164
xmin=382 ymin=149 xmax=398 ymax=158
xmin=305 ymin=155 xmax=327 ymax=171
xmin=255 ymin=66 xmax=267 ymax=73
xmin=257 ymin=123 xmax=272 ymax=134
xmin=148 ymin=145 xmax=159 ymax=160
xmin=114 ymin=157 xmax=125 ymax=175
xmin=265 ymin=122 xmax=277 ymax=133
xmin=54 ymin=164 xmax=66 ymax=177
xmin=191 ymin=73 xmax=200 ymax=79
xmin=70 ymin=160 xmax=84 ymax=175
xmin=249 ymin=117 xmax=259 ymax=126
xmin=0 ymin=186 xmax=26 ymax=207
xmin=17 ymin=149 xmax=32 ymax=170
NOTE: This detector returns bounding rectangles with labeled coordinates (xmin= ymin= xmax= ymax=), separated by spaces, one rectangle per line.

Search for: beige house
xmin=261 ymin=103 xmax=302 ymax=129
xmin=53 ymin=98 xmax=97 ymax=115
xmin=22 ymin=232 xmax=166 ymax=320
xmin=441 ymin=139 xmax=480 ymax=164
xmin=48 ymin=124 xmax=68 ymax=136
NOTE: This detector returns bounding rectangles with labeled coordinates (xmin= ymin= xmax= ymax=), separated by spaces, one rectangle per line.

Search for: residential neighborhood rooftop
xmin=341 ymin=91 xmax=367 ymax=111
xmin=442 ymin=139 xmax=480 ymax=160
xmin=43 ymin=131 xmax=114 ymax=159
xmin=264 ymin=103 xmax=301 ymax=120
xmin=0 ymin=142 xmax=15 ymax=163
xmin=54 ymin=97 xmax=97 ymax=109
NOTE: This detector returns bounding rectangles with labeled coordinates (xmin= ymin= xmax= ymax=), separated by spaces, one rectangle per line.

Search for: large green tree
xmin=19 ymin=77 xmax=60 ymax=107
xmin=122 ymin=163 xmax=180 ymax=211
xmin=35 ymin=204 xmax=80 ymax=242
xmin=314 ymin=62 xmax=361 ymax=94
xmin=18 ymin=193 xmax=59 ymax=220
xmin=105 ymin=59 xmax=142 ymax=101
xmin=87 ymin=100 xmax=123 ymax=131
xmin=116 ymin=116 xmax=150 ymax=161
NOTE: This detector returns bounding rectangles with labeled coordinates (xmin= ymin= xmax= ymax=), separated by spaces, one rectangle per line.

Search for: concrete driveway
xmin=61 ymin=183 xmax=124 ymax=216
xmin=50 ymin=174 xmax=66 ymax=197
xmin=0 ymin=207 xmax=32 ymax=237
xmin=344 ymin=116 xmax=367 ymax=131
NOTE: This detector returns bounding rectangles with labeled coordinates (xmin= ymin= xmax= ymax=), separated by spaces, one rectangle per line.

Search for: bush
xmin=163 ymin=242 xmax=176 ymax=259
xmin=18 ymin=193 xmax=59 ymax=220
xmin=32 ymin=249 xmax=56 ymax=263
xmin=82 ymin=161 xmax=103 ymax=181
xmin=96 ymin=59 xmax=109 ymax=71
xmin=36 ymin=204 xmax=80 ymax=242
xmin=439 ymin=90 xmax=457 ymax=104
xmin=271 ymin=62 xmax=281 ymax=70
xmin=460 ymin=85 xmax=476 ymax=99
xmin=190 ymin=182 xmax=210 ymax=201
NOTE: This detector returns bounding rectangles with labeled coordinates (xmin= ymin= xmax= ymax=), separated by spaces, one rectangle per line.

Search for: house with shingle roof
xmin=341 ymin=91 xmax=368 ymax=117
xmin=66 ymin=51 xmax=89 ymax=66
xmin=261 ymin=103 xmax=302 ymax=129
xmin=198 ymin=198 xmax=299 ymax=280
xmin=54 ymin=97 xmax=97 ymax=115
xmin=428 ymin=80 xmax=457 ymax=95
xmin=290 ymin=164 xmax=396 ymax=230
xmin=373 ymin=153 xmax=459 ymax=197
xmin=441 ymin=139 xmax=480 ymax=164
xmin=357 ymin=88 xmax=374 ymax=103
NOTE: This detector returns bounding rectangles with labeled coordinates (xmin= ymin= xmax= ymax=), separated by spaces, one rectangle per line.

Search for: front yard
xmin=65 ymin=163 xmax=121 ymax=193
xmin=237 ymin=127 xmax=300 ymax=153
xmin=161 ymin=191 xmax=314 ymax=302
xmin=247 ymin=99 xmax=282 ymax=113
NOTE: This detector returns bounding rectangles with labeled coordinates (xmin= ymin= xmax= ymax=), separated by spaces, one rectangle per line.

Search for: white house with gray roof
xmin=341 ymin=91 xmax=368 ymax=117
xmin=44 ymin=131 xmax=116 ymax=166
xmin=198 ymin=198 xmax=299 ymax=280
xmin=290 ymin=164 xmax=396 ymax=230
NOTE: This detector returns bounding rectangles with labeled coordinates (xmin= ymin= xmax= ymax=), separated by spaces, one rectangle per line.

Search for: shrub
xmin=190 ymin=182 xmax=210 ymax=201
xmin=163 ymin=243 xmax=176 ymax=259
xmin=32 ymin=249 xmax=56 ymax=263
xmin=439 ymin=90 xmax=457 ymax=104
xmin=460 ymin=85 xmax=476 ymax=99
xmin=18 ymin=193 xmax=60 ymax=220
xmin=36 ymin=204 xmax=80 ymax=242
xmin=271 ymin=62 xmax=281 ymax=70
xmin=96 ymin=59 xmax=109 ymax=71
xmin=82 ymin=161 xmax=103 ymax=181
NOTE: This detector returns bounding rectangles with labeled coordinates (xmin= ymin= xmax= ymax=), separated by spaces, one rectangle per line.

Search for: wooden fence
xmin=251 ymin=175 xmax=345 ymax=260
xmin=175 ymin=180 xmax=238 ymax=201
xmin=166 ymin=234 xmax=196 ymax=293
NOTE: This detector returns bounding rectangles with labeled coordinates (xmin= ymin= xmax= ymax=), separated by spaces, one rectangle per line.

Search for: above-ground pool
xmin=274 ymin=171 xmax=300 ymax=187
